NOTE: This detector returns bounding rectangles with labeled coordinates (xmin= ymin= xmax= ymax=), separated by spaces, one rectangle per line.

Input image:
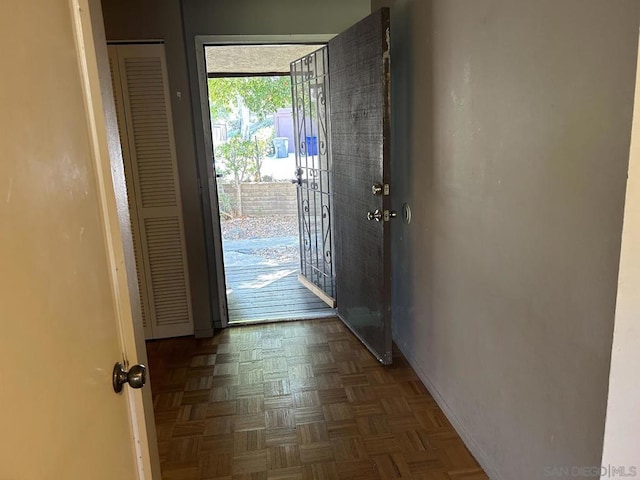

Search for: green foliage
xmin=210 ymin=76 xmax=290 ymax=200
xmin=216 ymin=185 xmax=233 ymax=218
xmin=226 ymin=117 xmax=275 ymax=140
xmin=250 ymin=136 xmax=269 ymax=182
xmin=216 ymin=135 xmax=271 ymax=183
xmin=216 ymin=137 xmax=256 ymax=185
xmin=208 ymin=76 xmax=291 ymax=123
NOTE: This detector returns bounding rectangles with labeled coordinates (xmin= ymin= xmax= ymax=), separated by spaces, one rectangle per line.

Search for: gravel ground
xmin=221 ymin=216 xmax=299 ymax=240
xmin=221 ymin=216 xmax=300 ymax=262
xmin=254 ymin=245 xmax=299 ymax=262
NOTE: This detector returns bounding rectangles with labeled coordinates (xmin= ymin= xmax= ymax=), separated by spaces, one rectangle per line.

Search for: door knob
xmin=367 ymin=209 xmax=397 ymax=222
xmin=112 ymin=362 xmax=147 ymax=393
xmin=367 ymin=209 xmax=383 ymax=221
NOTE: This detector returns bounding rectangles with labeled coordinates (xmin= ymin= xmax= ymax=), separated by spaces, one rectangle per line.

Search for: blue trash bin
xmin=273 ymin=137 xmax=289 ymax=158
xmin=305 ymin=136 xmax=318 ymax=155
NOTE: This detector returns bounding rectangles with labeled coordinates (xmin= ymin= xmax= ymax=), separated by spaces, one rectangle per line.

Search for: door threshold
xmin=228 ymin=311 xmax=337 ymax=327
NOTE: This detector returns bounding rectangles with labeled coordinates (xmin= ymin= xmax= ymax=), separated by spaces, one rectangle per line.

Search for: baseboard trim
xmin=393 ymin=331 xmax=503 ymax=480
xmin=194 ymin=328 xmax=214 ymax=338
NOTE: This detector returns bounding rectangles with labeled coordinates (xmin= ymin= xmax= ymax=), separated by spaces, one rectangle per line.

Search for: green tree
xmin=250 ymin=136 xmax=269 ymax=182
xmin=210 ymin=76 xmax=290 ymax=194
xmin=216 ymin=136 xmax=268 ymax=216
xmin=208 ymin=76 xmax=291 ymax=138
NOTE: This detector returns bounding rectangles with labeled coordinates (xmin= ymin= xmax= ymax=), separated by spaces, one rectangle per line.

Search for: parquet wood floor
xmin=146 ymin=318 xmax=489 ymax=480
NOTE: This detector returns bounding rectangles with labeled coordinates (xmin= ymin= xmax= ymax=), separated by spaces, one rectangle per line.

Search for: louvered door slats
xmin=125 ymin=59 xmax=179 ymax=210
xmin=108 ymin=48 xmax=151 ymax=337
xmin=109 ymin=43 xmax=194 ymax=339
xmin=146 ymin=217 xmax=190 ymax=327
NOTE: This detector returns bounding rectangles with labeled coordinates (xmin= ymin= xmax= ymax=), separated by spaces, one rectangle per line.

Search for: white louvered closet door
xmin=109 ymin=44 xmax=194 ymax=339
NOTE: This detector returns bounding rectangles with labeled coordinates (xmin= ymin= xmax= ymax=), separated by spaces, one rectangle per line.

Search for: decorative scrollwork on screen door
xmin=290 ymin=47 xmax=335 ymax=299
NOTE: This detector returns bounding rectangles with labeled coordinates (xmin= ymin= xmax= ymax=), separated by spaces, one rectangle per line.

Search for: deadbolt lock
xmin=371 ymin=183 xmax=390 ymax=196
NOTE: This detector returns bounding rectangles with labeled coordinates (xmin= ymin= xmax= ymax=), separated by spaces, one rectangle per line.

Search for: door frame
xmin=72 ymin=0 xmax=159 ymax=477
xmin=193 ymin=35 xmax=335 ymax=329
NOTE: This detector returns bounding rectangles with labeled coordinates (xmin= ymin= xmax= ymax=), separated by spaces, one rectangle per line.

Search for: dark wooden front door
xmin=330 ymin=8 xmax=393 ymax=364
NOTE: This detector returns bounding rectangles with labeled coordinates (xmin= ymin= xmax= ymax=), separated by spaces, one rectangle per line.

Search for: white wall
xmin=601 ymin=36 xmax=640 ymax=474
xmin=388 ymin=1 xmax=639 ymax=478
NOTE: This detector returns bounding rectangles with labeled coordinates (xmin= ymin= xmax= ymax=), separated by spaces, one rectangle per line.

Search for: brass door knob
xmin=112 ymin=362 xmax=147 ymax=393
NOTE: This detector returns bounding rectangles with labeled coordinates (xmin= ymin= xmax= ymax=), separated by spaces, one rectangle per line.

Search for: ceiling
xmin=205 ymin=44 xmax=324 ymax=75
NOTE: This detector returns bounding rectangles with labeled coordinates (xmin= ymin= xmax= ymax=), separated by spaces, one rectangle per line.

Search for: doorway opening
xmin=205 ymin=44 xmax=336 ymax=324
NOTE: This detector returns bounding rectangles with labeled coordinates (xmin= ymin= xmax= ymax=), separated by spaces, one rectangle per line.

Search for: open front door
xmin=290 ymin=9 xmax=392 ymax=363
xmin=330 ymin=8 xmax=393 ymax=364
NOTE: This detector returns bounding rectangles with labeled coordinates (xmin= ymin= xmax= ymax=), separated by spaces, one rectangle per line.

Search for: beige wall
xmin=388 ymin=0 xmax=639 ymax=478
xmin=601 ymin=36 xmax=640 ymax=473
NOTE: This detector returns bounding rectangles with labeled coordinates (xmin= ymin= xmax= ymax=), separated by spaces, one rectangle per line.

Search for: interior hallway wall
xmin=601 ymin=35 xmax=640 ymax=473
xmin=183 ymin=0 xmax=370 ymax=37
xmin=101 ymin=0 xmax=213 ymax=336
xmin=372 ymin=0 xmax=396 ymax=11
xmin=386 ymin=0 xmax=639 ymax=478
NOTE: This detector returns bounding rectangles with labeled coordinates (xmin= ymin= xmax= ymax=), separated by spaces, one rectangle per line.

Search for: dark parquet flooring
xmin=146 ymin=318 xmax=489 ymax=480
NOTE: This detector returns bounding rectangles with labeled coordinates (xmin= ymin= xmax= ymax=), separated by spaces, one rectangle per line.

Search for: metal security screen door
xmin=291 ymin=47 xmax=336 ymax=306
xmin=330 ymin=8 xmax=393 ymax=364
